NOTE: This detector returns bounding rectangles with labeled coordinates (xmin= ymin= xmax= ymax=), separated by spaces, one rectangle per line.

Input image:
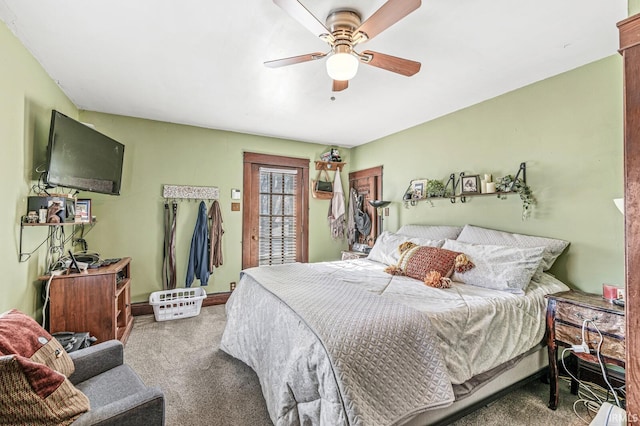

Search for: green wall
xmin=352 ymin=55 xmax=624 ymax=292
xmin=0 ymin=14 xmax=627 ymax=315
xmin=74 ymin=112 xmax=351 ymax=302
xmin=0 ymin=21 xmax=78 ymax=316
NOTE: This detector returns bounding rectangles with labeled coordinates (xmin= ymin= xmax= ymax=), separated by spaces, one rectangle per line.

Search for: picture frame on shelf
xmin=461 ymin=175 xmax=480 ymax=194
xmin=75 ymin=199 xmax=91 ymax=223
xmin=411 ymin=179 xmax=428 ymax=199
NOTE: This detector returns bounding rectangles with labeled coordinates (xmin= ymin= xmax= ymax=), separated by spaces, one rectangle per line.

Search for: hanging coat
xmin=328 ymin=171 xmax=346 ymax=240
xmin=208 ymin=200 xmax=224 ymax=271
xmin=347 ymin=187 xmax=358 ymax=245
xmin=186 ymin=201 xmax=210 ymax=287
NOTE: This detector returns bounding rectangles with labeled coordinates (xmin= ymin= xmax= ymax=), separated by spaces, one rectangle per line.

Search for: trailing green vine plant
xmin=496 ymin=175 xmax=535 ymax=220
xmin=426 ymin=179 xmax=447 ymax=198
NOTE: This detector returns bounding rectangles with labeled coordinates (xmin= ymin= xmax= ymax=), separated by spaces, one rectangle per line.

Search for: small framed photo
xmin=75 ymin=199 xmax=92 ymax=223
xmin=411 ymin=179 xmax=428 ymax=199
xmin=461 ymin=175 xmax=480 ymax=194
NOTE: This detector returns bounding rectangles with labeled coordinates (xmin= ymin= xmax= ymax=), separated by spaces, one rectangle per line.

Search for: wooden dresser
xmin=545 ymin=290 xmax=625 ymax=410
xmin=41 ymin=257 xmax=134 ymax=345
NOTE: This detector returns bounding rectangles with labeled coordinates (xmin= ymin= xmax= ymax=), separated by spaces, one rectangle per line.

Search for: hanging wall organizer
xmin=162 ymin=185 xmax=219 ymax=200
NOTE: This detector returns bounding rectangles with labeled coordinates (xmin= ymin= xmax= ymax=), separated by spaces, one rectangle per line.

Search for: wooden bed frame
xmin=405 ymin=346 xmax=548 ymax=425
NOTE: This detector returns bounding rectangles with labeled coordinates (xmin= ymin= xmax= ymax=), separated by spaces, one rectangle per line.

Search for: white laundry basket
xmin=149 ymin=287 xmax=206 ymax=322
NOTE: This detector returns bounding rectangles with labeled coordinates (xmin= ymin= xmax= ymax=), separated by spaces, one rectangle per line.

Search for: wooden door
xmin=242 ymin=152 xmax=309 ymax=269
xmin=618 ymin=13 xmax=640 ymax=418
xmin=348 ymin=166 xmax=383 ymax=248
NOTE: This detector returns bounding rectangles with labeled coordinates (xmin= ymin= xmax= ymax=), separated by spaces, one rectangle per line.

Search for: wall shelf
xmin=315 ymin=161 xmax=346 ymax=171
xmin=404 ymin=162 xmax=527 ymax=207
xmin=19 ymin=219 xmax=96 ymax=262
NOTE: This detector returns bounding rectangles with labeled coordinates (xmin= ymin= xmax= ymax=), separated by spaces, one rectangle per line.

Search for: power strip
xmin=572 ymin=342 xmax=590 ymax=354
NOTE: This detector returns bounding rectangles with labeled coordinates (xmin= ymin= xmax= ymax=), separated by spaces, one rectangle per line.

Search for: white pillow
xmin=367 ymin=231 xmax=444 ymax=265
xmin=442 ymin=239 xmax=545 ymax=294
xmin=396 ymin=224 xmax=463 ymax=240
xmin=456 ymin=225 xmax=569 ymax=271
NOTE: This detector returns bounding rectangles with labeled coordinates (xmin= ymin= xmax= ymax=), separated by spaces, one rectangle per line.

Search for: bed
xmin=220 ymin=224 xmax=570 ymax=425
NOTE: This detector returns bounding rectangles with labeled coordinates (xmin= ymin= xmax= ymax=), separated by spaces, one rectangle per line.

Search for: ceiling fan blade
xmin=273 ymin=0 xmax=330 ymax=38
xmin=265 ymin=52 xmax=327 ymax=68
xmin=332 ymin=80 xmax=348 ymax=92
xmin=360 ymin=50 xmax=421 ymax=76
xmin=355 ymin=0 xmax=421 ymax=42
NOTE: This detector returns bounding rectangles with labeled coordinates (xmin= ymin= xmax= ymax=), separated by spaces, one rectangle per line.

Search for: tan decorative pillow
xmin=385 ymin=243 xmax=475 ymax=288
xmin=0 ymin=355 xmax=90 ymax=425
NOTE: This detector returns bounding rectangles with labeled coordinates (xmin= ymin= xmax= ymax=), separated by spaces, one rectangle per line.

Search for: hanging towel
xmin=347 ymin=187 xmax=358 ymax=245
xmin=208 ymin=200 xmax=224 ymax=271
xmin=186 ymin=201 xmax=210 ymax=287
xmin=328 ymin=171 xmax=346 ymax=240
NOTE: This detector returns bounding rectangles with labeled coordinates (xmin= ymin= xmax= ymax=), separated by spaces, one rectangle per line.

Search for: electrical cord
xmin=561 ymin=318 xmax=623 ymax=424
xmin=41 ymin=274 xmax=55 ymax=329
xmin=586 ymin=319 xmax=621 ymax=407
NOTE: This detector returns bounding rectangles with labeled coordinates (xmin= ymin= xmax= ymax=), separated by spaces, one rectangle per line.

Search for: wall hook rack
xmin=162 ymin=185 xmax=219 ymax=201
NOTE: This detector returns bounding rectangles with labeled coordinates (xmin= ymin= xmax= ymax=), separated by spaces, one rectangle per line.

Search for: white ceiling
xmin=0 ymin=0 xmax=627 ymax=147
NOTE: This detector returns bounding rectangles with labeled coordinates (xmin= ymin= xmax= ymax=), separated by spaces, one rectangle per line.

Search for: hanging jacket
xmin=328 ymin=171 xmax=346 ymax=240
xmin=347 ymin=187 xmax=358 ymax=245
xmin=186 ymin=201 xmax=210 ymax=287
xmin=208 ymin=200 xmax=224 ymax=271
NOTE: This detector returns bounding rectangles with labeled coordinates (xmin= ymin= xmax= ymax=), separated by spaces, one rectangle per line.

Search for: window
xmin=242 ymin=153 xmax=308 ymax=269
xmin=258 ymin=167 xmax=298 ymax=265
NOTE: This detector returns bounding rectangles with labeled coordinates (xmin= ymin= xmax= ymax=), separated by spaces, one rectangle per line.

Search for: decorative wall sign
xmin=162 ymin=185 xmax=219 ymax=200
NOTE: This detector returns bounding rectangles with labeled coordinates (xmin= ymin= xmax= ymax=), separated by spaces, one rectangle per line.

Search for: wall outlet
xmin=230 ymin=282 xmax=236 ymax=291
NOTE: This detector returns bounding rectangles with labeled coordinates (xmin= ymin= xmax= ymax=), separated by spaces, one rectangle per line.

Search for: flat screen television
xmin=45 ymin=110 xmax=125 ymax=195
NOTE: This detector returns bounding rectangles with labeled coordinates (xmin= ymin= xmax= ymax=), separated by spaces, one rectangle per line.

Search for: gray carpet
xmin=124 ymin=305 xmax=586 ymax=426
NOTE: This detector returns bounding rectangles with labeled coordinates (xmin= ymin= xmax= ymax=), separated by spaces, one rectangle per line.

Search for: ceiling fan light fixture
xmin=326 ymin=51 xmax=359 ymax=81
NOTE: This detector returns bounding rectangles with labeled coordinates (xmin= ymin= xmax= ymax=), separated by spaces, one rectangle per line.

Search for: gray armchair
xmin=69 ymin=340 xmax=165 ymax=425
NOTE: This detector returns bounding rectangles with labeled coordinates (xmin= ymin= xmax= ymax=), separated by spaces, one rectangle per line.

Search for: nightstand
xmin=341 ymin=250 xmax=368 ymax=260
xmin=545 ymin=290 xmax=625 ymax=410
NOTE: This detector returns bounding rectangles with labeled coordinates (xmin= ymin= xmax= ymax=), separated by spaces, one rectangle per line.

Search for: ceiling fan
xmin=265 ymin=0 xmax=422 ymax=92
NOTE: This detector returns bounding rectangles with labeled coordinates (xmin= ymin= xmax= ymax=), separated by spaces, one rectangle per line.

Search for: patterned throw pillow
xmin=0 ymin=309 xmax=74 ymax=376
xmin=385 ymin=243 xmax=474 ymax=288
xmin=0 ymin=355 xmax=90 ymax=425
xmin=0 ymin=310 xmax=90 ymax=424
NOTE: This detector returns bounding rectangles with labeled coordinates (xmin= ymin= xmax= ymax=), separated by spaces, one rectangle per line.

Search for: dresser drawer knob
xmin=576 ymin=312 xmax=598 ymax=321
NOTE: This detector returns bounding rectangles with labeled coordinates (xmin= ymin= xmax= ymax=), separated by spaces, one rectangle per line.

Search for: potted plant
xmin=426 ymin=179 xmax=447 ymax=198
xmin=496 ymin=175 xmax=535 ymax=220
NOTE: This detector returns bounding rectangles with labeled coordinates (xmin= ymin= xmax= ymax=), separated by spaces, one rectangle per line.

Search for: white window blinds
xmin=258 ymin=167 xmax=298 ymax=265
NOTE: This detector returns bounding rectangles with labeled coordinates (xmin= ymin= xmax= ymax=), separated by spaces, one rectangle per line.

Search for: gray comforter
xmin=220 ymin=263 xmax=455 ymax=425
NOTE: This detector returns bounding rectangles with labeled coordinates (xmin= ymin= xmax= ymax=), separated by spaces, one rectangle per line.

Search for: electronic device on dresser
xmin=352 ymin=243 xmax=371 ymax=254
xmin=45 ymin=110 xmax=125 ymax=196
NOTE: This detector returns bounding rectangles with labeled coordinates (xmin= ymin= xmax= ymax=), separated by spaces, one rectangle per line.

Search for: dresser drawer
xmin=556 ymin=302 xmax=624 ymax=335
xmin=555 ymin=322 xmax=625 ymax=360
